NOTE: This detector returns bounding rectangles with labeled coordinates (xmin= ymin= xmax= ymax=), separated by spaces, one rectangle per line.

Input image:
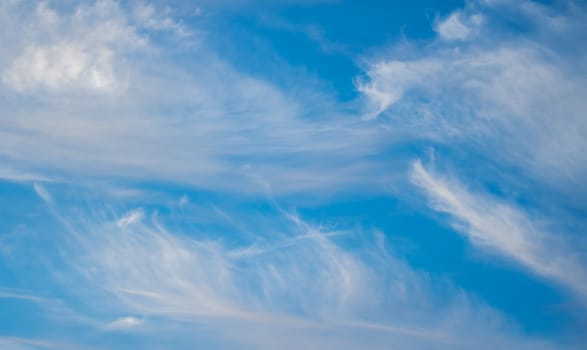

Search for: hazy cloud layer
xmin=0 ymin=0 xmax=390 ymax=195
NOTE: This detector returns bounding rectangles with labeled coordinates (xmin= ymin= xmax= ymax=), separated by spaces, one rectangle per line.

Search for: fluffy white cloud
xmin=4 ymin=43 xmax=118 ymax=92
xmin=1 ymin=1 xmax=146 ymax=94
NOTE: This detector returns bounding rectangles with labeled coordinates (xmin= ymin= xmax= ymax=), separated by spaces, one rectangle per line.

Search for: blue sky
xmin=0 ymin=0 xmax=586 ymax=349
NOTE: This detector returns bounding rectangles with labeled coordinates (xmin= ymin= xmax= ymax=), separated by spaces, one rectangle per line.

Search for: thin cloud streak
xmin=410 ymin=160 xmax=587 ymax=300
xmin=0 ymin=337 xmax=84 ymax=350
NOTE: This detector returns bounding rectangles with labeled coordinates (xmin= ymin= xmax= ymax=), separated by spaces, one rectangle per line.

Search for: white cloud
xmin=35 ymin=2 xmax=58 ymax=25
xmin=0 ymin=0 xmax=390 ymax=196
xmin=435 ymin=11 xmax=480 ymax=41
xmin=0 ymin=288 xmax=50 ymax=303
xmin=33 ymin=182 xmax=52 ymax=204
xmin=1 ymin=1 xmax=145 ymax=94
xmin=179 ymin=195 xmax=189 ymax=208
xmin=357 ymin=59 xmax=441 ymax=118
xmin=354 ymin=2 xmax=587 ymax=308
xmin=116 ymin=209 xmax=144 ymax=228
xmin=3 ymin=43 xmax=118 ymax=93
xmin=23 ymin=189 xmax=556 ymax=350
xmin=105 ymin=316 xmax=142 ymax=330
xmin=358 ymin=0 xmax=587 ymax=192
xmin=0 ymin=337 xmax=69 ymax=350
xmin=0 ymin=166 xmax=51 ymax=183
xmin=410 ymin=160 xmax=587 ymax=300
xmin=132 ymin=3 xmax=193 ymax=36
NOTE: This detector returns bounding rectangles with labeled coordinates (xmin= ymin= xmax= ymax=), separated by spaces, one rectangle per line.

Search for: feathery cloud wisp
xmin=358 ymin=0 xmax=587 ymax=192
xmin=410 ymin=160 xmax=587 ymax=300
xmin=17 ymin=184 xmax=558 ymax=350
xmin=0 ymin=0 xmax=389 ymax=196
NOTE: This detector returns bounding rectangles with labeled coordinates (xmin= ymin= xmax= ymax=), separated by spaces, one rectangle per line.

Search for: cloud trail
xmin=410 ymin=160 xmax=587 ymax=300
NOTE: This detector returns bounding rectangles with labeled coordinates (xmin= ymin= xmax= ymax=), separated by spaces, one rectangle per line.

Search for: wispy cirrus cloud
xmin=434 ymin=10 xmax=483 ymax=41
xmin=14 ymin=183 xmax=557 ymax=350
xmin=104 ymin=316 xmax=142 ymax=330
xmin=0 ymin=0 xmax=390 ymax=196
xmin=410 ymin=160 xmax=587 ymax=301
xmin=358 ymin=0 xmax=587 ymax=192
xmin=0 ymin=337 xmax=72 ymax=350
xmin=355 ymin=0 xmax=587 ymax=321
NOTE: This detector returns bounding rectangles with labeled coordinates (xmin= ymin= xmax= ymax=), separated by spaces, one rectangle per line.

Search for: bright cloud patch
xmin=435 ymin=11 xmax=484 ymax=41
xmin=1 ymin=1 xmax=144 ymax=94
xmin=4 ymin=43 xmax=118 ymax=92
